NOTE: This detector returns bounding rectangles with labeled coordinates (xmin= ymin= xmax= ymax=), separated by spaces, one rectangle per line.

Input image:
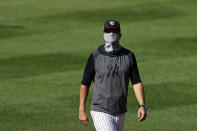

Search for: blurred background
xmin=0 ymin=0 xmax=197 ymax=130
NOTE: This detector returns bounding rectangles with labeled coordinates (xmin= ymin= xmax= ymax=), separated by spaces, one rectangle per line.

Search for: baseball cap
xmin=104 ymin=20 xmax=121 ymax=32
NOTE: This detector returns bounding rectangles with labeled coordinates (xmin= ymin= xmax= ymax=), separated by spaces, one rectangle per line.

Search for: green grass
xmin=0 ymin=0 xmax=197 ymax=130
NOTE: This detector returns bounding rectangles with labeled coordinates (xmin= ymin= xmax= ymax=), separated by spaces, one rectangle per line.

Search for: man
xmin=79 ymin=20 xmax=147 ymax=131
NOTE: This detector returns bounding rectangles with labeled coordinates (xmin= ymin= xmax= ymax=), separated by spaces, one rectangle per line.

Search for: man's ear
xmin=120 ymin=33 xmax=122 ymax=39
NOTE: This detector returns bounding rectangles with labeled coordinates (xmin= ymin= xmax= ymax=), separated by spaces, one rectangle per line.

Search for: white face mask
xmin=104 ymin=33 xmax=121 ymax=52
xmin=104 ymin=33 xmax=120 ymax=43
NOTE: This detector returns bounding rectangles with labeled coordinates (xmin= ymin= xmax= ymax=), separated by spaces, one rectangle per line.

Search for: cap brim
xmin=104 ymin=27 xmax=120 ymax=31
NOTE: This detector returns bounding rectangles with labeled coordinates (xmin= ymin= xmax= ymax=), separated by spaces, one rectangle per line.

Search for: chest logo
xmin=107 ymin=63 xmax=119 ymax=78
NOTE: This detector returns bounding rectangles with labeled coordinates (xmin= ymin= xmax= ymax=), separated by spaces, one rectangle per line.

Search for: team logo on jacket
xmin=107 ymin=63 xmax=119 ymax=78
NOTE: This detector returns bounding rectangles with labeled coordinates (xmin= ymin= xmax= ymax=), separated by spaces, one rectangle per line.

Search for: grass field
xmin=0 ymin=0 xmax=197 ymax=130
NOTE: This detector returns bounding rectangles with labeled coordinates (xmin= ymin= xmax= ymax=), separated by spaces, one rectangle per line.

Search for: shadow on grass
xmin=127 ymin=82 xmax=197 ymax=111
xmin=0 ymin=25 xmax=25 ymax=39
xmin=136 ymin=36 xmax=197 ymax=62
xmin=0 ymin=25 xmax=24 ymax=29
xmin=33 ymin=2 xmax=187 ymax=24
xmin=0 ymin=1 xmax=188 ymax=39
xmin=0 ymin=53 xmax=87 ymax=80
xmin=145 ymin=82 xmax=197 ymax=109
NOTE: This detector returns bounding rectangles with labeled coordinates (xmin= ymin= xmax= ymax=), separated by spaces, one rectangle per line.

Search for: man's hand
xmin=79 ymin=111 xmax=89 ymax=126
xmin=137 ymin=107 xmax=147 ymax=122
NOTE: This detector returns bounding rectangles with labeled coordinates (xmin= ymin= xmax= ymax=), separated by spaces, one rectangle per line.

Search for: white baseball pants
xmin=90 ymin=110 xmax=126 ymax=131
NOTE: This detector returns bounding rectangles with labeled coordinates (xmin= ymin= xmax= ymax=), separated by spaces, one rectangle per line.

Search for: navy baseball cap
xmin=104 ymin=20 xmax=121 ymax=32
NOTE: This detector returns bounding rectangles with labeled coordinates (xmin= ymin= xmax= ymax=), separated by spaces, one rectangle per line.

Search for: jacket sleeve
xmin=129 ymin=53 xmax=142 ymax=85
xmin=81 ymin=53 xmax=95 ymax=87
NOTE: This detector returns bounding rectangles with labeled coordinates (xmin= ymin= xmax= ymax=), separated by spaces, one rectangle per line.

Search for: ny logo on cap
xmin=110 ymin=21 xmax=115 ymax=25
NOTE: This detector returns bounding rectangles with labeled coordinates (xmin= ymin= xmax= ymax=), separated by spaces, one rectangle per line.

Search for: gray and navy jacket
xmin=81 ymin=44 xmax=142 ymax=115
